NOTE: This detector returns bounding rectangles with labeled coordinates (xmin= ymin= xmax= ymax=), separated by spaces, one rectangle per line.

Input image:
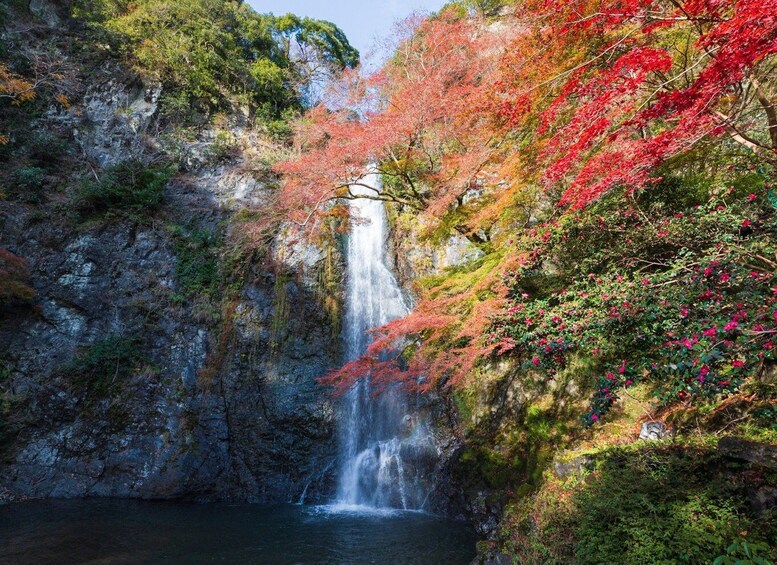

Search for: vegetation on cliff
xmin=73 ymin=0 xmax=358 ymax=120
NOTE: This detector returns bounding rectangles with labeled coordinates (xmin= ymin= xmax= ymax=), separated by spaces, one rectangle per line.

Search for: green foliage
xmin=72 ymin=0 xmax=358 ymax=120
xmin=73 ymin=159 xmax=171 ymax=219
xmin=269 ymin=272 xmax=292 ymax=351
xmin=204 ymin=130 xmax=237 ymax=163
xmin=715 ymin=540 xmax=774 ymax=565
xmin=26 ymin=131 xmax=69 ymax=169
xmin=448 ymin=0 xmax=509 ymax=17
xmin=257 ymin=104 xmax=298 ymax=141
xmin=460 ymin=444 xmax=518 ymax=489
xmin=170 ymin=225 xmax=221 ymax=300
xmin=574 ymin=448 xmax=753 ymax=564
xmin=10 ymin=166 xmax=45 ymax=200
xmin=504 ymin=443 xmax=777 ymax=564
xmin=272 ymin=13 xmax=359 ymax=69
xmin=58 ymin=335 xmax=143 ymax=398
xmin=0 ymin=129 xmax=72 ymax=202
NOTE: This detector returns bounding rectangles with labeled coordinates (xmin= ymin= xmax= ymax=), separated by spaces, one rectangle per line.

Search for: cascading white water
xmin=334 ymin=172 xmax=437 ymax=511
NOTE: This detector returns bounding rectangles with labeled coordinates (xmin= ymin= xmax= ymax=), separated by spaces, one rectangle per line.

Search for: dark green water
xmin=0 ymin=499 xmax=477 ymax=564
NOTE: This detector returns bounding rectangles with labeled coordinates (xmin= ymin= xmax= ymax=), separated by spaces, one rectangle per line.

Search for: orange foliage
xmin=276 ymin=7 xmax=517 ymax=234
xmin=0 ymin=62 xmax=36 ymax=106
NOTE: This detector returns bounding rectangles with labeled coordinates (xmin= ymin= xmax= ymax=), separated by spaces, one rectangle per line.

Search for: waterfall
xmin=333 ymin=171 xmax=437 ymax=511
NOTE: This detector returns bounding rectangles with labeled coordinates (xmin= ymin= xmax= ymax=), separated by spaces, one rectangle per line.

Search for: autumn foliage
xmin=277 ymin=0 xmax=777 ymax=400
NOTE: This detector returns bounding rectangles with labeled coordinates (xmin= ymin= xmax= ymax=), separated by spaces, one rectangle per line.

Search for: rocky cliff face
xmin=0 ymin=9 xmax=342 ymax=503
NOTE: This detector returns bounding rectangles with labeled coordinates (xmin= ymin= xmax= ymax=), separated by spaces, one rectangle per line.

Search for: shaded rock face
xmin=0 ymin=214 xmax=340 ymax=503
xmin=0 ymin=72 xmax=341 ymax=503
xmin=28 ymin=0 xmax=66 ymax=27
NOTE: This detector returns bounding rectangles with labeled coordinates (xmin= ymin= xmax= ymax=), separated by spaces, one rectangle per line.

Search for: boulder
xmin=639 ymin=421 xmax=669 ymax=440
xmin=751 ymin=486 xmax=777 ymax=516
xmin=718 ymin=436 xmax=777 ymax=469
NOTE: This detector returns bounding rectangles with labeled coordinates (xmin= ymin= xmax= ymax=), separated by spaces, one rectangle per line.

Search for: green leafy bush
xmin=11 ymin=166 xmax=45 ymax=199
xmin=715 ymin=540 xmax=774 ymax=565
xmin=573 ymin=446 xmax=773 ymax=564
xmin=27 ymin=131 xmax=69 ymax=169
xmin=58 ymin=334 xmax=142 ymax=398
xmin=491 ymin=175 xmax=777 ymax=423
xmin=204 ymin=130 xmax=237 ymax=163
xmin=171 ymin=226 xmax=220 ymax=300
xmin=73 ymin=159 xmax=171 ymax=218
xmin=504 ymin=443 xmax=777 ymax=564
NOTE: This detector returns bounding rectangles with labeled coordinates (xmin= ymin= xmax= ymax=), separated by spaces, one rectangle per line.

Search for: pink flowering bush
xmin=490 ymin=173 xmax=776 ymax=423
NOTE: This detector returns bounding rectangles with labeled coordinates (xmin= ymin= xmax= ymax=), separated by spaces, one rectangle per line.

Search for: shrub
xmin=504 ymin=443 xmax=777 ymax=564
xmin=57 ymin=334 xmax=142 ymax=398
xmin=73 ymin=159 xmax=171 ymax=219
xmin=171 ymin=226 xmax=220 ymax=299
xmin=27 ymin=131 xmax=69 ymax=169
xmin=72 ymin=0 xmax=358 ymax=118
xmin=10 ymin=166 xmax=46 ymax=200
xmin=491 ymin=179 xmax=777 ymax=423
xmin=715 ymin=540 xmax=774 ymax=565
xmin=204 ymin=130 xmax=237 ymax=163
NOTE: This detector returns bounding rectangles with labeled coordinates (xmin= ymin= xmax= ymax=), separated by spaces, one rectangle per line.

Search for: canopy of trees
xmin=73 ymin=0 xmax=359 ymax=116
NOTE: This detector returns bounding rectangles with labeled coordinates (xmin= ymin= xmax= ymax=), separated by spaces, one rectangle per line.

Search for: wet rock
xmin=639 ymin=421 xmax=670 ymax=440
xmin=0 ymin=68 xmax=340 ymax=505
xmin=468 ymin=491 xmax=502 ymax=537
xmin=718 ymin=437 xmax=777 ymax=469
xmin=751 ymin=486 xmax=777 ymax=516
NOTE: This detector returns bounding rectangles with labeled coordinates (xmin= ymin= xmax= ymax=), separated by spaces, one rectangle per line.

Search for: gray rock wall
xmin=0 ymin=66 xmax=341 ymax=503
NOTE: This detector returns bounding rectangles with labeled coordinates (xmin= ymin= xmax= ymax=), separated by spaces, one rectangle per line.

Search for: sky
xmin=247 ymin=0 xmax=449 ymax=59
